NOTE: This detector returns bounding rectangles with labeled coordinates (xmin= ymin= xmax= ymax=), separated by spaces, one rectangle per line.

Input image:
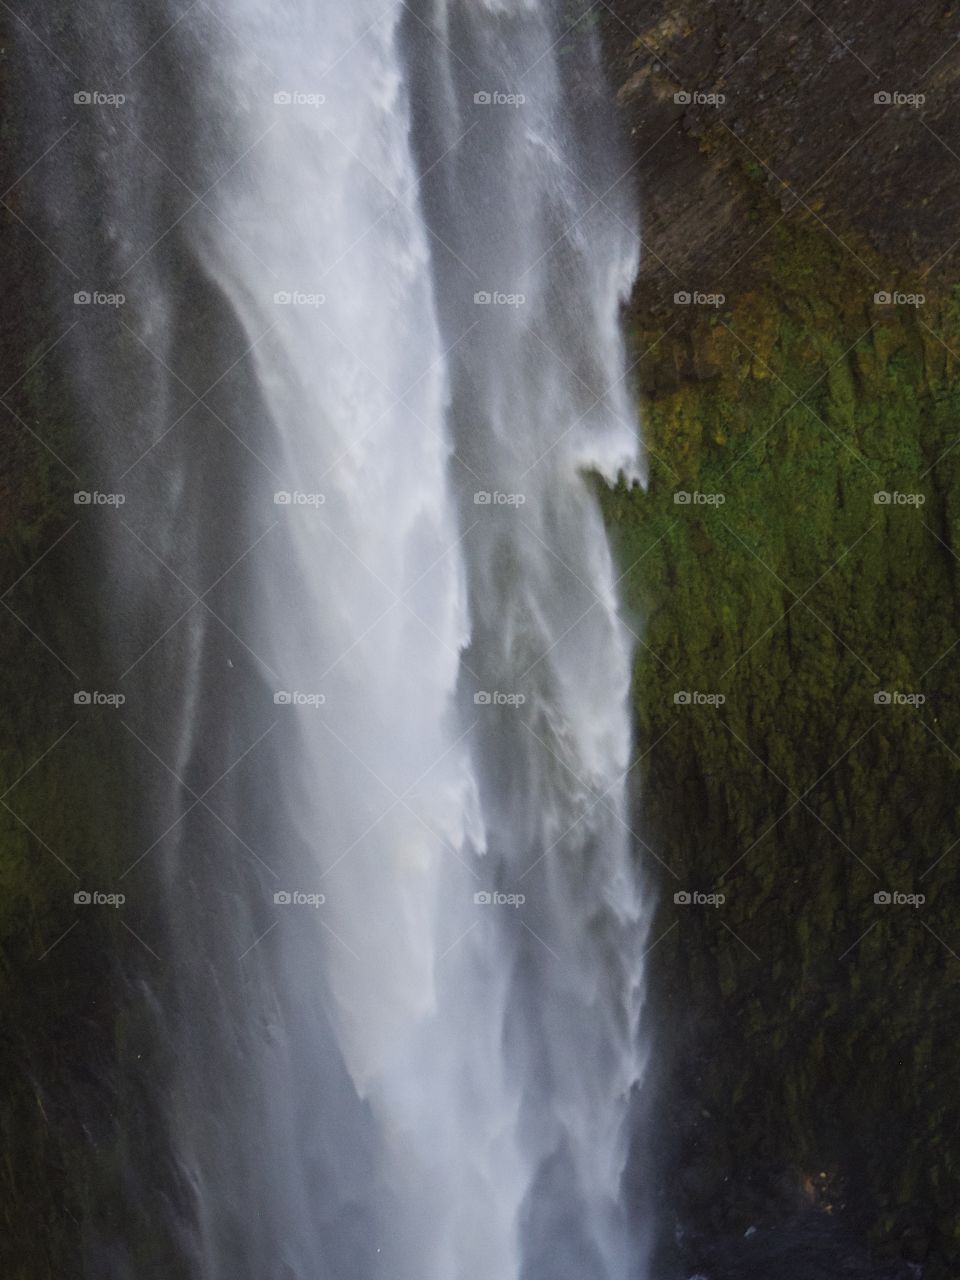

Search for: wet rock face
xmin=597 ymin=2 xmax=960 ymax=1277
xmin=602 ymin=0 xmax=960 ymax=305
xmin=684 ymin=1214 xmax=918 ymax=1279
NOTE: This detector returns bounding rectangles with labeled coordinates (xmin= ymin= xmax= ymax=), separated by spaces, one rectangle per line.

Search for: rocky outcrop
xmin=606 ymin=0 xmax=960 ymax=303
xmin=600 ymin=1 xmax=960 ymax=1274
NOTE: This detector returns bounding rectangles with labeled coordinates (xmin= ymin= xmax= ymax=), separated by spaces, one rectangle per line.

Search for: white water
xmin=50 ymin=0 xmax=649 ymax=1275
xmin=184 ymin=2 xmax=646 ymax=1276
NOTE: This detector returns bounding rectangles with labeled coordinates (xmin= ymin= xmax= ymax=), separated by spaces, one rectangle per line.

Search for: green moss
xmin=605 ymin=211 xmax=960 ymax=1272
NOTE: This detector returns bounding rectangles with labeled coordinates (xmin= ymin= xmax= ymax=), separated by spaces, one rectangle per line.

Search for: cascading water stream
xmin=25 ymin=0 xmax=649 ymax=1275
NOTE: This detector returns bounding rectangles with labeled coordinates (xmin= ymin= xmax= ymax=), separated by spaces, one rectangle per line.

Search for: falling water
xmin=23 ymin=0 xmax=648 ymax=1275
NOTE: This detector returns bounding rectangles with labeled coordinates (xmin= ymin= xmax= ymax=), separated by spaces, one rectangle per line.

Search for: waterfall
xmin=25 ymin=0 xmax=648 ymax=1275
